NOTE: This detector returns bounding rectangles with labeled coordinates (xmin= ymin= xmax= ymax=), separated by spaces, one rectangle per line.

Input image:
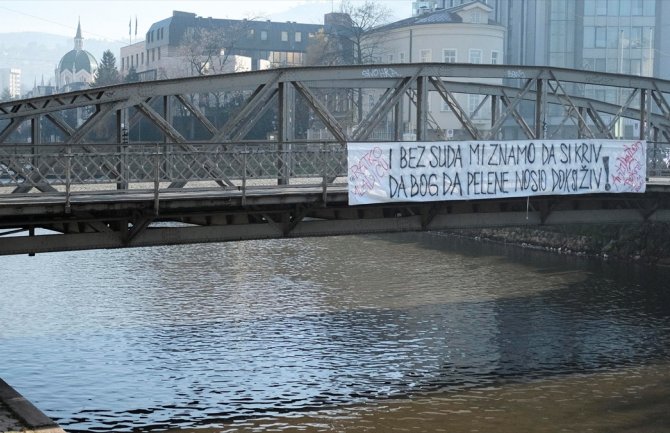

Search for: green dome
xmin=58 ymin=49 xmax=98 ymax=74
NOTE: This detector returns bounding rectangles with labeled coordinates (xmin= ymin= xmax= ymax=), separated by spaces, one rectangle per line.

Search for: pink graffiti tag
xmin=612 ymin=141 xmax=644 ymax=192
xmin=349 ymin=146 xmax=390 ymax=197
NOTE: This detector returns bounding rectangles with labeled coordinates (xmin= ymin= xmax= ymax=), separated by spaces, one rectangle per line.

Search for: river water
xmin=1 ymin=232 xmax=669 ymax=433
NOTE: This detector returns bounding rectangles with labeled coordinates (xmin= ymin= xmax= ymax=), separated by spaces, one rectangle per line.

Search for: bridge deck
xmin=1 ymin=180 xmax=670 ymax=256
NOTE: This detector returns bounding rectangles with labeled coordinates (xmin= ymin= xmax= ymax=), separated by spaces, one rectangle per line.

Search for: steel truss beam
xmin=2 ymin=187 xmax=670 ymax=256
xmin=429 ymin=77 xmax=481 ymax=139
xmin=353 ymin=70 xmax=422 ymax=140
xmin=3 ymin=64 xmax=670 ymax=148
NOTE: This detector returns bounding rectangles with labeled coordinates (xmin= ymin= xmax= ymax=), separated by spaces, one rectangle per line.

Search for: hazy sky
xmin=0 ymin=0 xmax=412 ymax=42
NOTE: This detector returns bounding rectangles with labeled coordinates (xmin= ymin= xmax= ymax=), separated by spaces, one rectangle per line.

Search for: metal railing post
xmin=322 ymin=142 xmax=328 ymax=205
xmin=65 ymin=144 xmax=72 ymax=213
xmin=154 ymin=142 xmax=160 ymax=215
xmin=653 ymin=140 xmax=657 ymax=177
xmin=242 ymin=145 xmax=247 ymax=206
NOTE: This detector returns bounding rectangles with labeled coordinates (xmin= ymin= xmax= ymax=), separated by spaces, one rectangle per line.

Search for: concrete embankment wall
xmin=0 ymin=379 xmax=65 ymax=433
xmin=445 ymin=222 xmax=670 ymax=265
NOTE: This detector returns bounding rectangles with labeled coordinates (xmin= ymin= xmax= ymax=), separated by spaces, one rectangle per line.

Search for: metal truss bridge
xmin=2 ymin=63 xmax=670 ymax=255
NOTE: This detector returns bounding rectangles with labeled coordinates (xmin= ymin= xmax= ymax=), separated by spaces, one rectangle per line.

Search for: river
xmin=1 ymin=232 xmax=669 ymax=432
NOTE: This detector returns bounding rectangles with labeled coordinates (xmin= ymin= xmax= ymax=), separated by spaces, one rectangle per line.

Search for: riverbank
xmin=443 ymin=222 xmax=670 ymax=265
xmin=0 ymin=379 xmax=64 ymax=433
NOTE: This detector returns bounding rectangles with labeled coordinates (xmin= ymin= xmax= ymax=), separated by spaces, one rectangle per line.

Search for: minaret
xmin=74 ymin=18 xmax=83 ymax=51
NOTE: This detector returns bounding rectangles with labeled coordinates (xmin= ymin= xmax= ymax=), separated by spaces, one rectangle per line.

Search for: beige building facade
xmin=363 ymin=1 xmax=505 ymax=138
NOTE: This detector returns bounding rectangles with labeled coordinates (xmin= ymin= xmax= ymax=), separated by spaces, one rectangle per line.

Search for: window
xmin=141 ymin=52 xmax=144 ymax=65
xmin=261 ymin=30 xmax=268 ymax=41
xmin=471 ymin=10 xmax=481 ymax=23
xmin=295 ymin=32 xmax=302 ymax=42
xmin=596 ymin=0 xmax=607 ymax=14
xmin=585 ymin=0 xmax=595 ymax=15
xmin=399 ymin=52 xmax=405 ymax=63
xmin=631 ymin=0 xmax=643 ymax=14
xmin=469 ymin=49 xmax=482 ymax=64
xmin=388 ymin=53 xmax=394 ymax=63
xmin=443 ymin=49 xmax=457 ymax=63
xmin=631 ymin=26 xmax=642 ymax=48
xmin=584 ymin=27 xmax=595 ymax=48
xmin=281 ymin=31 xmax=288 ymax=42
xmin=157 ymin=47 xmax=161 ymax=60
xmin=643 ymin=0 xmax=655 ymax=15
xmin=551 ymin=0 xmax=568 ymax=18
xmin=607 ymin=0 xmax=618 ymax=16
xmin=420 ymin=49 xmax=432 ymax=62
xmin=491 ymin=50 xmax=500 ymax=64
xmin=607 ymin=27 xmax=619 ymax=48
xmin=642 ymin=26 xmax=653 ymax=48
xmin=595 ymin=27 xmax=606 ymax=48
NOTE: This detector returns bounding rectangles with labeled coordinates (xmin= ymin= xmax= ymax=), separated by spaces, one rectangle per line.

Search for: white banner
xmin=348 ymin=139 xmax=646 ymax=206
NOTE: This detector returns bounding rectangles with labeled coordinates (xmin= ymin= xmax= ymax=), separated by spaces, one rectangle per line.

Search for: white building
xmin=364 ymin=1 xmax=504 ymax=138
xmin=0 ymin=68 xmax=21 ymax=99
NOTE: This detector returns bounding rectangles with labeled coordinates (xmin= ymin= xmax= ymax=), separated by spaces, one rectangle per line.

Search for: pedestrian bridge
xmin=1 ymin=64 xmax=670 ymax=255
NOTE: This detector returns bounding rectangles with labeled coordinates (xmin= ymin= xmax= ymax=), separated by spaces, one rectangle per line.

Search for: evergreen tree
xmin=125 ymin=67 xmax=140 ymax=83
xmin=0 ymin=88 xmax=11 ymax=101
xmin=93 ymin=50 xmax=120 ymax=87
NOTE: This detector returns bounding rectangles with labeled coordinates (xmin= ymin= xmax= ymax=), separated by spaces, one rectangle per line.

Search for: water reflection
xmin=0 ymin=233 xmax=669 ymax=432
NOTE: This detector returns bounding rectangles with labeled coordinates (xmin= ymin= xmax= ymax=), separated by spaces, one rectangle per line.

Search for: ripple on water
xmin=0 ymin=233 xmax=669 ymax=432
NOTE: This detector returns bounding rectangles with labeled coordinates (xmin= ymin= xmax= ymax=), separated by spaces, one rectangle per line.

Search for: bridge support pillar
xmin=490 ymin=96 xmax=498 ymax=140
xmin=640 ymin=89 xmax=647 ymax=140
xmin=416 ymin=76 xmax=428 ymax=141
xmin=31 ymin=116 xmax=41 ymax=145
xmin=535 ymin=78 xmax=545 ymax=139
xmin=394 ymin=103 xmax=403 ymax=141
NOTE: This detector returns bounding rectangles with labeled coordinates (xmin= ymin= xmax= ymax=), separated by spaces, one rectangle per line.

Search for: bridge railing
xmin=0 ymin=142 xmax=348 ymax=193
xmin=2 ymin=141 xmax=670 ymax=197
xmin=647 ymin=141 xmax=670 ymax=178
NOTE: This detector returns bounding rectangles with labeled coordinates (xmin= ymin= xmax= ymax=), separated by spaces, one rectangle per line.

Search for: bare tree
xmin=339 ymin=1 xmax=392 ymax=123
xmin=340 ymin=0 xmax=392 ymax=65
xmin=303 ymin=2 xmax=392 ymax=128
xmin=176 ymin=19 xmax=257 ymax=77
xmin=305 ymin=29 xmax=347 ymax=66
xmin=175 ymin=19 xmax=255 ymax=125
xmin=178 ymin=28 xmax=232 ymax=77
